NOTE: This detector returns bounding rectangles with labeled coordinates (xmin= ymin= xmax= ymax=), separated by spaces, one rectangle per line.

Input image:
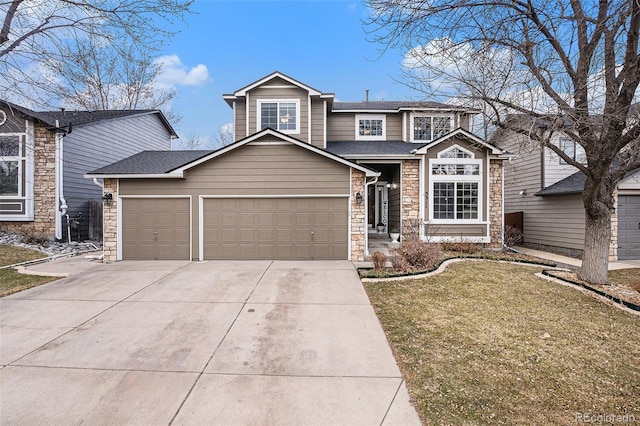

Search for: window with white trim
xmin=0 ymin=135 xmax=23 ymax=196
xmin=429 ymin=145 xmax=482 ymax=222
xmin=355 ymin=114 xmax=386 ymax=140
xmin=257 ymin=99 xmax=300 ymax=134
xmin=558 ymin=137 xmax=586 ymax=164
xmin=411 ymin=114 xmax=452 ymax=142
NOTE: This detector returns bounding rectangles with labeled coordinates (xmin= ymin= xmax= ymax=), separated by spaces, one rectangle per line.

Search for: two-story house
xmin=0 ymin=100 xmax=176 ymax=242
xmin=496 ymin=122 xmax=640 ymax=261
xmin=87 ymin=71 xmax=508 ymax=262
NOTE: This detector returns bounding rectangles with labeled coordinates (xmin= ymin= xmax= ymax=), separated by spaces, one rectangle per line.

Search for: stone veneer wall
xmin=401 ymin=159 xmax=420 ymax=238
xmin=351 ymin=170 xmax=366 ymax=261
xmin=4 ymin=125 xmax=57 ymax=238
xmin=102 ymin=178 xmax=118 ymax=262
xmin=488 ymin=159 xmax=504 ymax=248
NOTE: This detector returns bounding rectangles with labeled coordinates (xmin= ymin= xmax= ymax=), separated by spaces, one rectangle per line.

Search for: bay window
xmin=429 ymin=145 xmax=482 ymax=222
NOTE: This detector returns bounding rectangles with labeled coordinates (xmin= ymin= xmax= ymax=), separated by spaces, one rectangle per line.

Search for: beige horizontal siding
xmin=386 ymin=114 xmax=402 ymax=140
xmin=235 ymin=99 xmax=246 ymax=140
xmin=499 ymin=131 xmax=585 ymax=251
xmin=327 ymin=114 xmax=353 ymax=141
xmin=427 ymin=224 xmax=487 ymax=237
xmin=311 ymin=98 xmax=325 ymax=148
xmin=120 ymin=145 xmax=349 ymax=196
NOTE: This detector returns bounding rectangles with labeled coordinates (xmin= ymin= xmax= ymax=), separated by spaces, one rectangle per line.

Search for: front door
xmin=374 ymin=183 xmax=389 ymax=233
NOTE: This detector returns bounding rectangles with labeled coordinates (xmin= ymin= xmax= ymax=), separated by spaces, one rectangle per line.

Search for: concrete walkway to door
xmin=1 ymin=258 xmax=421 ymax=425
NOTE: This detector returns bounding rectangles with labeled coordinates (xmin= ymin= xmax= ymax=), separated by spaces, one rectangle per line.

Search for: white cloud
xmin=154 ymin=55 xmax=210 ymax=87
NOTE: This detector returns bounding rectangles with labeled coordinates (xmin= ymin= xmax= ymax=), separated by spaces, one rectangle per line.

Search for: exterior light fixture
xmin=102 ymin=193 xmax=113 ymax=206
xmin=355 ymin=192 xmax=363 ymax=204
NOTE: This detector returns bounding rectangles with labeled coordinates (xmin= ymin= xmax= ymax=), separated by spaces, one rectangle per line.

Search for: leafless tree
xmin=0 ymin=0 xmax=192 ymax=106
xmin=366 ymin=0 xmax=640 ymax=284
xmin=41 ymin=36 xmax=180 ymax=121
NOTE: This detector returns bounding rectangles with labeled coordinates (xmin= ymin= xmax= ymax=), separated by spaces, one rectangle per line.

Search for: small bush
xmin=442 ymin=241 xmax=478 ymax=254
xmin=372 ymin=251 xmax=387 ymax=271
xmin=391 ymin=255 xmax=411 ymax=272
xmin=503 ymin=225 xmax=524 ymax=248
xmin=20 ymin=230 xmax=50 ymax=246
xmin=392 ymin=240 xmax=442 ymax=271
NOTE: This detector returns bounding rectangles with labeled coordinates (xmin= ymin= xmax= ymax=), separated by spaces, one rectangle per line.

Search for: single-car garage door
xmin=618 ymin=195 xmax=640 ymax=260
xmin=121 ymin=198 xmax=191 ymax=260
xmin=202 ymin=197 xmax=348 ymax=260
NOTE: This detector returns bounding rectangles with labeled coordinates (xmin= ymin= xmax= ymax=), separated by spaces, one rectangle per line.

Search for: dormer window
xmin=258 ymin=99 xmax=300 ymax=134
xmin=411 ymin=114 xmax=452 ymax=142
xmin=355 ymin=114 xmax=386 ymax=140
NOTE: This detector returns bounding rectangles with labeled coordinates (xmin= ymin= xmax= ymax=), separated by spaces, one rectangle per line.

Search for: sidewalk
xmin=513 ymin=247 xmax=640 ymax=270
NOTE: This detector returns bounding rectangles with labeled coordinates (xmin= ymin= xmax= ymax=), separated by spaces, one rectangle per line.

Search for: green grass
xmin=364 ymin=261 xmax=640 ymax=425
xmin=0 ymin=244 xmax=59 ymax=297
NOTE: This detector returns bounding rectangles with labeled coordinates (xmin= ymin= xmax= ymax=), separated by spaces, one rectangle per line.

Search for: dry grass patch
xmin=0 ymin=244 xmax=58 ymax=297
xmin=364 ymin=261 xmax=640 ymax=425
xmin=609 ymin=269 xmax=640 ymax=293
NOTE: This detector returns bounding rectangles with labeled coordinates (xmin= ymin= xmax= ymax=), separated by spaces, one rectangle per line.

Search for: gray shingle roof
xmin=327 ymin=141 xmax=424 ymax=156
xmin=1 ymin=99 xmax=177 ymax=136
xmin=88 ymin=150 xmax=214 ymax=175
xmin=333 ymin=101 xmax=464 ymax=111
xmin=535 ymin=171 xmax=585 ymax=196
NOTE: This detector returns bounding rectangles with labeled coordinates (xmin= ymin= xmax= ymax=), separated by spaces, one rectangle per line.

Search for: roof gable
xmin=414 ymin=128 xmax=503 ymax=155
xmin=87 ymin=128 xmax=380 ymax=179
xmin=176 ymin=128 xmax=379 ymax=177
xmin=230 ymin=71 xmax=323 ymax=97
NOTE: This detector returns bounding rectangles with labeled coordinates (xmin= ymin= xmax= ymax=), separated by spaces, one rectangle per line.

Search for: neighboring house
xmin=0 ymin=100 xmax=176 ymax=242
xmin=87 ymin=71 xmax=509 ymax=262
xmin=496 ymin=126 xmax=640 ymax=261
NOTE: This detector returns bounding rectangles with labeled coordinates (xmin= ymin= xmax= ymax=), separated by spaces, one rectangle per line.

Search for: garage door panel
xmin=122 ymin=198 xmax=190 ymax=260
xmin=618 ymin=195 xmax=640 ymax=260
xmin=203 ymin=197 xmax=347 ymax=260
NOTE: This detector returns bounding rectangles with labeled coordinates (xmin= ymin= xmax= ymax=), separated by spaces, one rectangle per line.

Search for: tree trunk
xmin=578 ymin=209 xmax=611 ymax=284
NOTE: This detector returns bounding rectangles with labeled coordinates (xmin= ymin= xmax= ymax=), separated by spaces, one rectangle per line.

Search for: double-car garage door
xmin=121 ymin=197 xmax=348 ymax=260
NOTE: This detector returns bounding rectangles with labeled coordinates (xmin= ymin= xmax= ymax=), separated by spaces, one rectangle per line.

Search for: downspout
xmin=364 ymin=175 xmax=379 ymax=257
xmin=54 ymin=122 xmax=66 ymax=240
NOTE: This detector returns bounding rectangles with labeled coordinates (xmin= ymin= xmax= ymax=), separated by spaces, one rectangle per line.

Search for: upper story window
xmin=257 ymin=99 xmax=300 ymax=134
xmin=0 ymin=135 xmax=23 ymax=196
xmin=411 ymin=114 xmax=452 ymax=142
xmin=429 ymin=145 xmax=482 ymax=222
xmin=355 ymin=114 xmax=386 ymax=140
xmin=558 ymin=137 xmax=586 ymax=165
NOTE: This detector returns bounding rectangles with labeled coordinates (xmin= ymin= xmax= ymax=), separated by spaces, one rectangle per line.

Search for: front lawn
xmin=364 ymin=261 xmax=640 ymax=425
xmin=0 ymin=244 xmax=59 ymax=297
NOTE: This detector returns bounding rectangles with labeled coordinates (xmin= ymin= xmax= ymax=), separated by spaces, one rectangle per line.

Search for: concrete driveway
xmin=0 ymin=258 xmax=420 ymax=425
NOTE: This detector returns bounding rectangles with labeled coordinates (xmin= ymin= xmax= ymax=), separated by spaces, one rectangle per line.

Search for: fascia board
xmin=84 ymin=172 xmax=184 ymax=179
xmin=234 ymin=72 xmax=322 ymax=97
xmin=414 ymin=129 xmax=503 ymax=155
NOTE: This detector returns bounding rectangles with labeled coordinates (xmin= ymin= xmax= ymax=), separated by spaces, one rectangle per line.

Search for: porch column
xmin=488 ymin=159 xmax=504 ymax=248
xmin=102 ymin=178 xmax=118 ymax=263
xmin=401 ymin=159 xmax=420 ymax=239
xmin=351 ymin=170 xmax=366 ymax=261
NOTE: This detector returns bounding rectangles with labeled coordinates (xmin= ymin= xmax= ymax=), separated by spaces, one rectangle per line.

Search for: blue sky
xmin=158 ymin=0 xmax=416 ymax=148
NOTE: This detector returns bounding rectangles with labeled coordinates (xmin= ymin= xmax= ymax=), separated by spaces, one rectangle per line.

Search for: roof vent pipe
xmin=365 ymin=89 xmax=369 ymax=102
